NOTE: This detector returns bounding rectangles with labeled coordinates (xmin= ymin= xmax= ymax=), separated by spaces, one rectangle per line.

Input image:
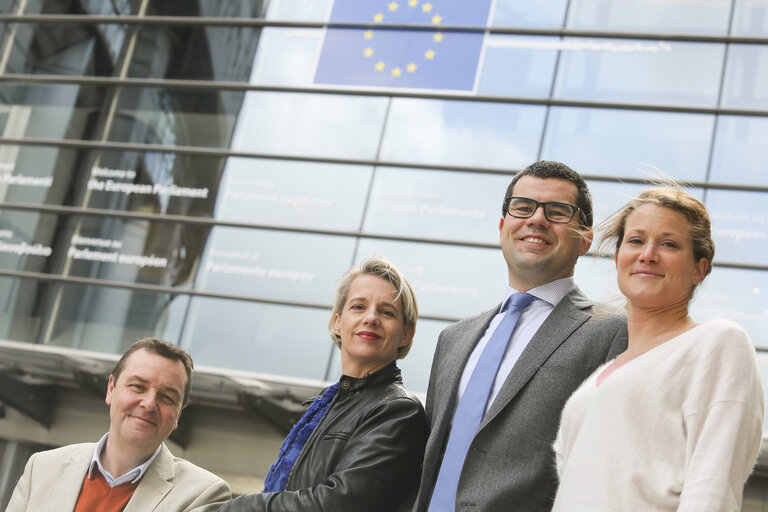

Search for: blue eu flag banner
xmin=314 ymin=0 xmax=492 ymax=91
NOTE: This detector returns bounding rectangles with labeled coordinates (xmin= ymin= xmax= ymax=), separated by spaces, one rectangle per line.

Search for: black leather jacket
xmin=220 ymin=368 xmax=428 ymax=512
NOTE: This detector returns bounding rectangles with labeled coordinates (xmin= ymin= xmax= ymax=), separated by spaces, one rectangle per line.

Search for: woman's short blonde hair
xmin=328 ymin=257 xmax=418 ymax=359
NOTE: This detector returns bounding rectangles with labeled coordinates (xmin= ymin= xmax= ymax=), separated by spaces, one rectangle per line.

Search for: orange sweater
xmin=74 ymin=470 xmax=139 ymax=512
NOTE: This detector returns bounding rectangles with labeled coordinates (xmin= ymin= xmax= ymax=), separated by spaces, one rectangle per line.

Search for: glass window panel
xmin=128 ymin=25 xmax=259 ymax=82
xmin=566 ymin=0 xmax=731 ymax=34
xmin=195 ymin=227 xmax=356 ymax=305
xmin=0 ymin=210 xmax=56 ymax=274
xmin=706 ymin=189 xmax=768 ymax=266
xmin=265 ymin=0 xmax=333 ymax=21
xmin=354 ymin=238 xmax=508 ymax=320
xmin=182 ymin=299 xmax=333 ymax=380
xmin=148 ymin=0 xmax=266 ymax=17
xmin=81 ymin=150 xmax=224 ymax=217
xmin=721 ymin=44 xmax=768 ymax=110
xmin=0 ymin=84 xmax=108 ymax=141
xmin=107 ymin=88 xmax=242 ymax=149
xmin=732 ymin=0 xmax=768 ymax=36
xmin=248 ymin=27 xmax=324 ymax=86
xmin=0 ymin=277 xmax=49 ymax=343
xmin=541 ymin=107 xmax=714 ymax=181
xmin=231 ymin=92 xmax=389 ymax=159
xmin=363 ymin=168 xmax=509 ymax=244
xmin=325 ymin=317 xmax=450 ymax=394
xmin=5 ymin=23 xmax=127 ymax=76
xmin=379 ymin=98 xmax=546 ymax=169
xmin=492 ymin=0 xmax=568 ymax=28
xmin=45 ymin=284 xmax=189 ymax=353
xmin=709 ymin=116 xmax=768 ymax=187
xmin=573 ymin=254 xmax=622 ymax=305
xmin=214 ymin=158 xmax=372 ymax=232
xmin=478 ymin=35 xmax=559 ymax=97
xmin=690 ymin=268 xmax=768 ymax=349
xmin=24 ymin=0 xmax=140 ymax=15
xmin=0 ymin=145 xmax=80 ymax=207
xmin=60 ymin=216 xmax=208 ymax=288
xmin=553 ymin=39 xmax=724 ymax=107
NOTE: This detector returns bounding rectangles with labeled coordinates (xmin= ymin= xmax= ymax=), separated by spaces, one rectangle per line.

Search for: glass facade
xmin=0 ymin=0 xmax=765 ymax=404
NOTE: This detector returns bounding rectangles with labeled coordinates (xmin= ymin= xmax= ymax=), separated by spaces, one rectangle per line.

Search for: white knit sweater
xmin=553 ymin=318 xmax=764 ymax=512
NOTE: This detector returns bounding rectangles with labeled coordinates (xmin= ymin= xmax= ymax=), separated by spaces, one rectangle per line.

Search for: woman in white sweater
xmin=552 ymin=188 xmax=764 ymax=511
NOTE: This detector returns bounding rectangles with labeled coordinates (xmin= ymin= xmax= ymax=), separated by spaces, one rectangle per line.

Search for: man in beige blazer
xmin=6 ymin=338 xmax=230 ymax=512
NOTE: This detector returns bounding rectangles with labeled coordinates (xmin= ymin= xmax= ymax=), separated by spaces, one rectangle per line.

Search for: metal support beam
xmin=238 ymin=393 xmax=307 ymax=434
xmin=0 ymin=371 xmax=56 ymax=428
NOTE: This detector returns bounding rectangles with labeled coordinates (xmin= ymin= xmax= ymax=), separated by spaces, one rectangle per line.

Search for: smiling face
xmin=105 ymin=348 xmax=187 ymax=461
xmin=333 ymin=273 xmax=414 ymax=378
xmin=499 ymin=176 xmax=592 ymax=291
xmin=616 ymin=204 xmax=708 ymax=311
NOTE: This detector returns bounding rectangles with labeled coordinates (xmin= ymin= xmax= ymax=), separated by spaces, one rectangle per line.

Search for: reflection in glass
xmin=478 ymin=35 xmax=559 ymax=98
xmin=107 ymin=88 xmax=242 ymax=149
xmin=0 ymin=277 xmax=49 ymax=344
xmin=182 ymin=298 xmax=334 ymax=381
xmin=45 ymin=284 xmax=189 ymax=354
xmin=195 ymin=227 xmax=356 ymax=305
xmin=127 ymin=25 xmax=259 ymax=82
xmin=0 ymin=145 xmax=78 ymax=207
xmin=0 ymin=84 xmax=108 ymax=141
xmin=554 ymin=39 xmax=724 ymax=107
xmin=0 ymin=210 xmax=56 ymax=275
xmin=231 ymin=92 xmax=389 ymax=159
xmin=721 ymin=44 xmax=768 ymax=110
xmin=732 ymin=0 xmax=768 ymax=36
xmin=541 ymin=107 xmax=713 ymax=181
xmin=147 ymin=0 xmax=266 ymax=17
xmin=215 ymin=158 xmax=372 ymax=232
xmin=80 ymin=150 xmax=224 ymax=217
xmin=355 ymin=238 xmax=507 ymax=320
xmin=364 ymin=168 xmax=509 ymax=244
xmin=379 ymin=98 xmax=546 ymax=169
xmin=5 ymin=22 xmax=126 ymax=76
xmin=492 ymin=0 xmax=568 ymax=28
xmin=265 ymin=0 xmax=333 ymax=21
xmin=566 ymin=0 xmax=730 ymax=34
xmin=709 ymin=116 xmax=768 ymax=187
xmin=691 ymin=268 xmax=768 ymax=350
xmin=705 ymin=189 xmax=768 ymax=266
xmin=248 ymin=27 xmax=324 ymax=86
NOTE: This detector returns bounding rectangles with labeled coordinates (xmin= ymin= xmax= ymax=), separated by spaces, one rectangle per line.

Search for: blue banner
xmin=314 ymin=0 xmax=492 ymax=91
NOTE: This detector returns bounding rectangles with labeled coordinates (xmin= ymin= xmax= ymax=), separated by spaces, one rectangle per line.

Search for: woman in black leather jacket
xmin=221 ymin=257 xmax=428 ymax=512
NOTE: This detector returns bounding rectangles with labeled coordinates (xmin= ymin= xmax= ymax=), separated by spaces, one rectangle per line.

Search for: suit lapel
xmin=432 ymin=307 xmax=497 ymax=433
xmin=50 ymin=445 xmax=93 ymax=511
xmin=480 ymin=288 xmax=592 ymax=429
xmin=124 ymin=444 xmax=174 ymax=512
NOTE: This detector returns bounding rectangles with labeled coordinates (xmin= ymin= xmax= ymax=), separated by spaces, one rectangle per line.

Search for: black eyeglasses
xmin=506 ymin=196 xmax=580 ymax=224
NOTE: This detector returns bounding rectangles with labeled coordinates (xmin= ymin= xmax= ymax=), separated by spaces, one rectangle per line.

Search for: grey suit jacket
xmin=414 ymin=286 xmax=627 ymax=512
xmin=6 ymin=442 xmax=231 ymax=512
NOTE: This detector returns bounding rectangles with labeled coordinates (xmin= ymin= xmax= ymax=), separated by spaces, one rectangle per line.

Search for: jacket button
xmin=341 ymin=381 xmax=351 ymax=390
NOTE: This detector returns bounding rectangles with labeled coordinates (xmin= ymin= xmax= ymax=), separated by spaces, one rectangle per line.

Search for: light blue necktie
xmin=427 ymin=292 xmax=534 ymax=511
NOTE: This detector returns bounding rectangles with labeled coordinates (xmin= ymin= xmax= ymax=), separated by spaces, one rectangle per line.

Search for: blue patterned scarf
xmin=262 ymin=382 xmax=339 ymax=492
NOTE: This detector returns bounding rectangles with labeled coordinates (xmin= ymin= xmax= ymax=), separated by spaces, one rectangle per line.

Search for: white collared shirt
xmin=88 ymin=433 xmax=162 ymax=487
xmin=456 ymin=277 xmax=574 ymax=413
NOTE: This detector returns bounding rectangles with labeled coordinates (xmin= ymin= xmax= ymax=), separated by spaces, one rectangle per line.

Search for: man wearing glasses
xmin=414 ymin=161 xmax=627 ymax=512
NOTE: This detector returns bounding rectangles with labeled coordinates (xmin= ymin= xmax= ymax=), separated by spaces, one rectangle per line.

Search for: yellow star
xmin=388 ymin=1 xmax=398 ymax=11
xmin=375 ymin=61 xmax=386 ymax=71
xmin=364 ymin=47 xmax=374 ymax=57
xmin=407 ymin=62 xmax=417 ymax=72
xmin=422 ymin=2 xmax=432 ymax=12
xmin=392 ymin=67 xmax=403 ymax=77
xmin=433 ymin=32 xmax=443 ymax=42
xmin=409 ymin=0 xmax=418 ymax=6
xmin=425 ymin=49 xmax=435 ymax=60
xmin=364 ymin=30 xmax=374 ymax=40
xmin=373 ymin=12 xmax=384 ymax=22
xmin=432 ymin=15 xmax=442 ymax=24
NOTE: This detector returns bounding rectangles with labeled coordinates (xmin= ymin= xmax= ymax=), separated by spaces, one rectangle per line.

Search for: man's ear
xmin=578 ymin=227 xmax=593 ymax=256
xmin=105 ymin=375 xmax=115 ymax=406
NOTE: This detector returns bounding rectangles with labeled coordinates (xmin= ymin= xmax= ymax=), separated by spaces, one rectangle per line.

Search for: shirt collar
xmin=88 ymin=433 xmax=162 ymax=487
xmin=502 ymin=276 xmax=574 ymax=311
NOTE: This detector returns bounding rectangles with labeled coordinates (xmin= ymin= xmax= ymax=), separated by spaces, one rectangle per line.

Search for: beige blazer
xmin=6 ymin=442 xmax=230 ymax=512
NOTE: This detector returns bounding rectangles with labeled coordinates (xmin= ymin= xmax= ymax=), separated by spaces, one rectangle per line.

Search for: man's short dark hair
xmin=111 ymin=338 xmax=194 ymax=408
xmin=501 ymin=160 xmax=593 ymax=229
